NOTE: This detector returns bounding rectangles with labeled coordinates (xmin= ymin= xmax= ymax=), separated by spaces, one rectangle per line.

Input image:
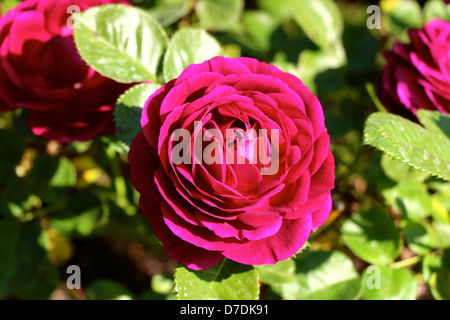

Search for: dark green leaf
xmin=86 ymin=279 xmax=134 ymax=300
xmin=0 ymin=220 xmax=48 ymax=298
xmin=114 ymin=83 xmax=161 ymax=147
xmin=15 ymin=258 xmax=59 ymax=300
xmin=50 ymin=192 xmax=105 ymax=237
xmin=0 ymin=129 xmax=24 ymax=177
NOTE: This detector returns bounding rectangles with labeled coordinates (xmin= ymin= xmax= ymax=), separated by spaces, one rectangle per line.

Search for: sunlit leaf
xmin=74 ymin=4 xmax=168 ymax=83
xmin=341 ymin=208 xmax=402 ymax=265
xmin=254 ymin=258 xmax=295 ymax=285
xmin=289 ymin=0 xmax=343 ymax=49
xmin=174 ymin=259 xmax=259 ymax=300
xmin=280 ymin=250 xmax=361 ymax=300
xmin=163 ymin=28 xmax=224 ymax=81
xmin=364 ymin=112 xmax=450 ymax=181
xmin=361 ymin=265 xmax=417 ymax=300
xmin=196 ymin=0 xmax=244 ymax=31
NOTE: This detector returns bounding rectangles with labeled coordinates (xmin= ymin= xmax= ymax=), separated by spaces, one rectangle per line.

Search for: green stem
xmin=390 ymin=255 xmax=423 ymax=269
xmin=106 ymin=145 xmax=135 ymax=216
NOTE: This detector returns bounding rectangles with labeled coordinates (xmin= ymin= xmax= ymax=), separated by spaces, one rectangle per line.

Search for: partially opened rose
xmin=379 ymin=19 xmax=450 ymax=119
xmin=129 ymin=57 xmax=335 ymax=270
xmin=0 ymin=0 xmax=130 ymax=142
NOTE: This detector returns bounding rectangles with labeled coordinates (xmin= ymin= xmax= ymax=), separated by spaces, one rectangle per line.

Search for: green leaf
xmin=363 ymin=112 xmax=450 ymax=181
xmin=297 ymin=43 xmax=346 ymax=92
xmin=386 ymin=0 xmax=422 ymax=38
xmin=0 ymin=220 xmax=48 ymax=298
xmin=149 ymin=0 xmax=191 ymax=27
xmin=50 ymin=192 xmax=105 ymax=237
xmin=427 ymin=250 xmax=450 ymax=300
xmin=256 ymin=0 xmax=291 ymax=22
xmin=341 ymin=208 xmax=402 ymax=265
xmin=380 ymin=153 xmax=429 ymax=183
xmin=15 ymin=259 xmax=59 ymax=300
xmin=402 ymin=220 xmax=436 ymax=255
xmin=279 ymin=250 xmax=361 ymax=300
xmin=49 ymin=157 xmax=77 ymax=188
xmin=382 ymin=181 xmax=432 ymax=220
xmin=196 ymin=0 xmax=244 ymax=31
xmin=432 ymin=266 xmax=450 ymax=300
xmin=324 ymin=113 xmax=353 ymax=139
xmin=0 ymin=0 xmax=20 ymax=14
xmin=423 ymin=253 xmax=442 ymax=283
xmin=361 ymin=266 xmax=417 ymax=300
xmin=151 ymin=274 xmax=174 ymax=295
xmin=423 ymin=0 xmax=450 ymax=22
xmin=174 ymin=259 xmax=259 ymax=300
xmin=288 ymin=0 xmax=343 ymax=49
xmin=73 ymin=4 xmax=168 ymax=83
xmin=86 ymin=279 xmax=134 ymax=300
xmin=416 ymin=110 xmax=450 ymax=140
xmin=243 ymin=11 xmax=278 ymax=52
xmin=343 ymin=27 xmax=378 ymax=75
xmin=163 ymin=28 xmax=224 ymax=82
xmin=0 ymin=129 xmax=24 ymax=178
xmin=114 ymin=83 xmax=161 ymax=147
xmin=28 ymin=155 xmax=77 ymax=203
xmin=431 ymin=193 xmax=450 ymax=224
xmin=254 ymin=258 xmax=295 ymax=285
xmin=432 ymin=222 xmax=450 ymax=249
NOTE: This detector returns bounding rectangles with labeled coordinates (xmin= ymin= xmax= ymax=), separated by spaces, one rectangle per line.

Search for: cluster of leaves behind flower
xmin=0 ymin=0 xmax=449 ymax=300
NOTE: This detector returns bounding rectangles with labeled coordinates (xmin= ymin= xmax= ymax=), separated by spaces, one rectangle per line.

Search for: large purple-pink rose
xmin=129 ymin=56 xmax=335 ymax=270
xmin=0 ymin=0 xmax=131 ymax=142
xmin=379 ymin=19 xmax=450 ymax=118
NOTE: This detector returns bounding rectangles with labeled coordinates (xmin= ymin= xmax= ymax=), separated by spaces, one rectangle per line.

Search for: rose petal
xmin=139 ymin=196 xmax=223 ymax=270
xmin=223 ymin=214 xmax=312 ymax=265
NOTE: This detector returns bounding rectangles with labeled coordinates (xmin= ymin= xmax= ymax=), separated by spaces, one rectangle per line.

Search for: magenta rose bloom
xmin=379 ymin=19 xmax=450 ymax=118
xmin=0 ymin=0 xmax=131 ymax=142
xmin=129 ymin=56 xmax=335 ymax=270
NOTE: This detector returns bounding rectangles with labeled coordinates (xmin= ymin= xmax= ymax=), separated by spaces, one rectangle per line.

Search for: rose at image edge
xmin=0 ymin=0 xmax=132 ymax=142
xmin=129 ymin=56 xmax=335 ymax=270
xmin=379 ymin=18 xmax=450 ymax=119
